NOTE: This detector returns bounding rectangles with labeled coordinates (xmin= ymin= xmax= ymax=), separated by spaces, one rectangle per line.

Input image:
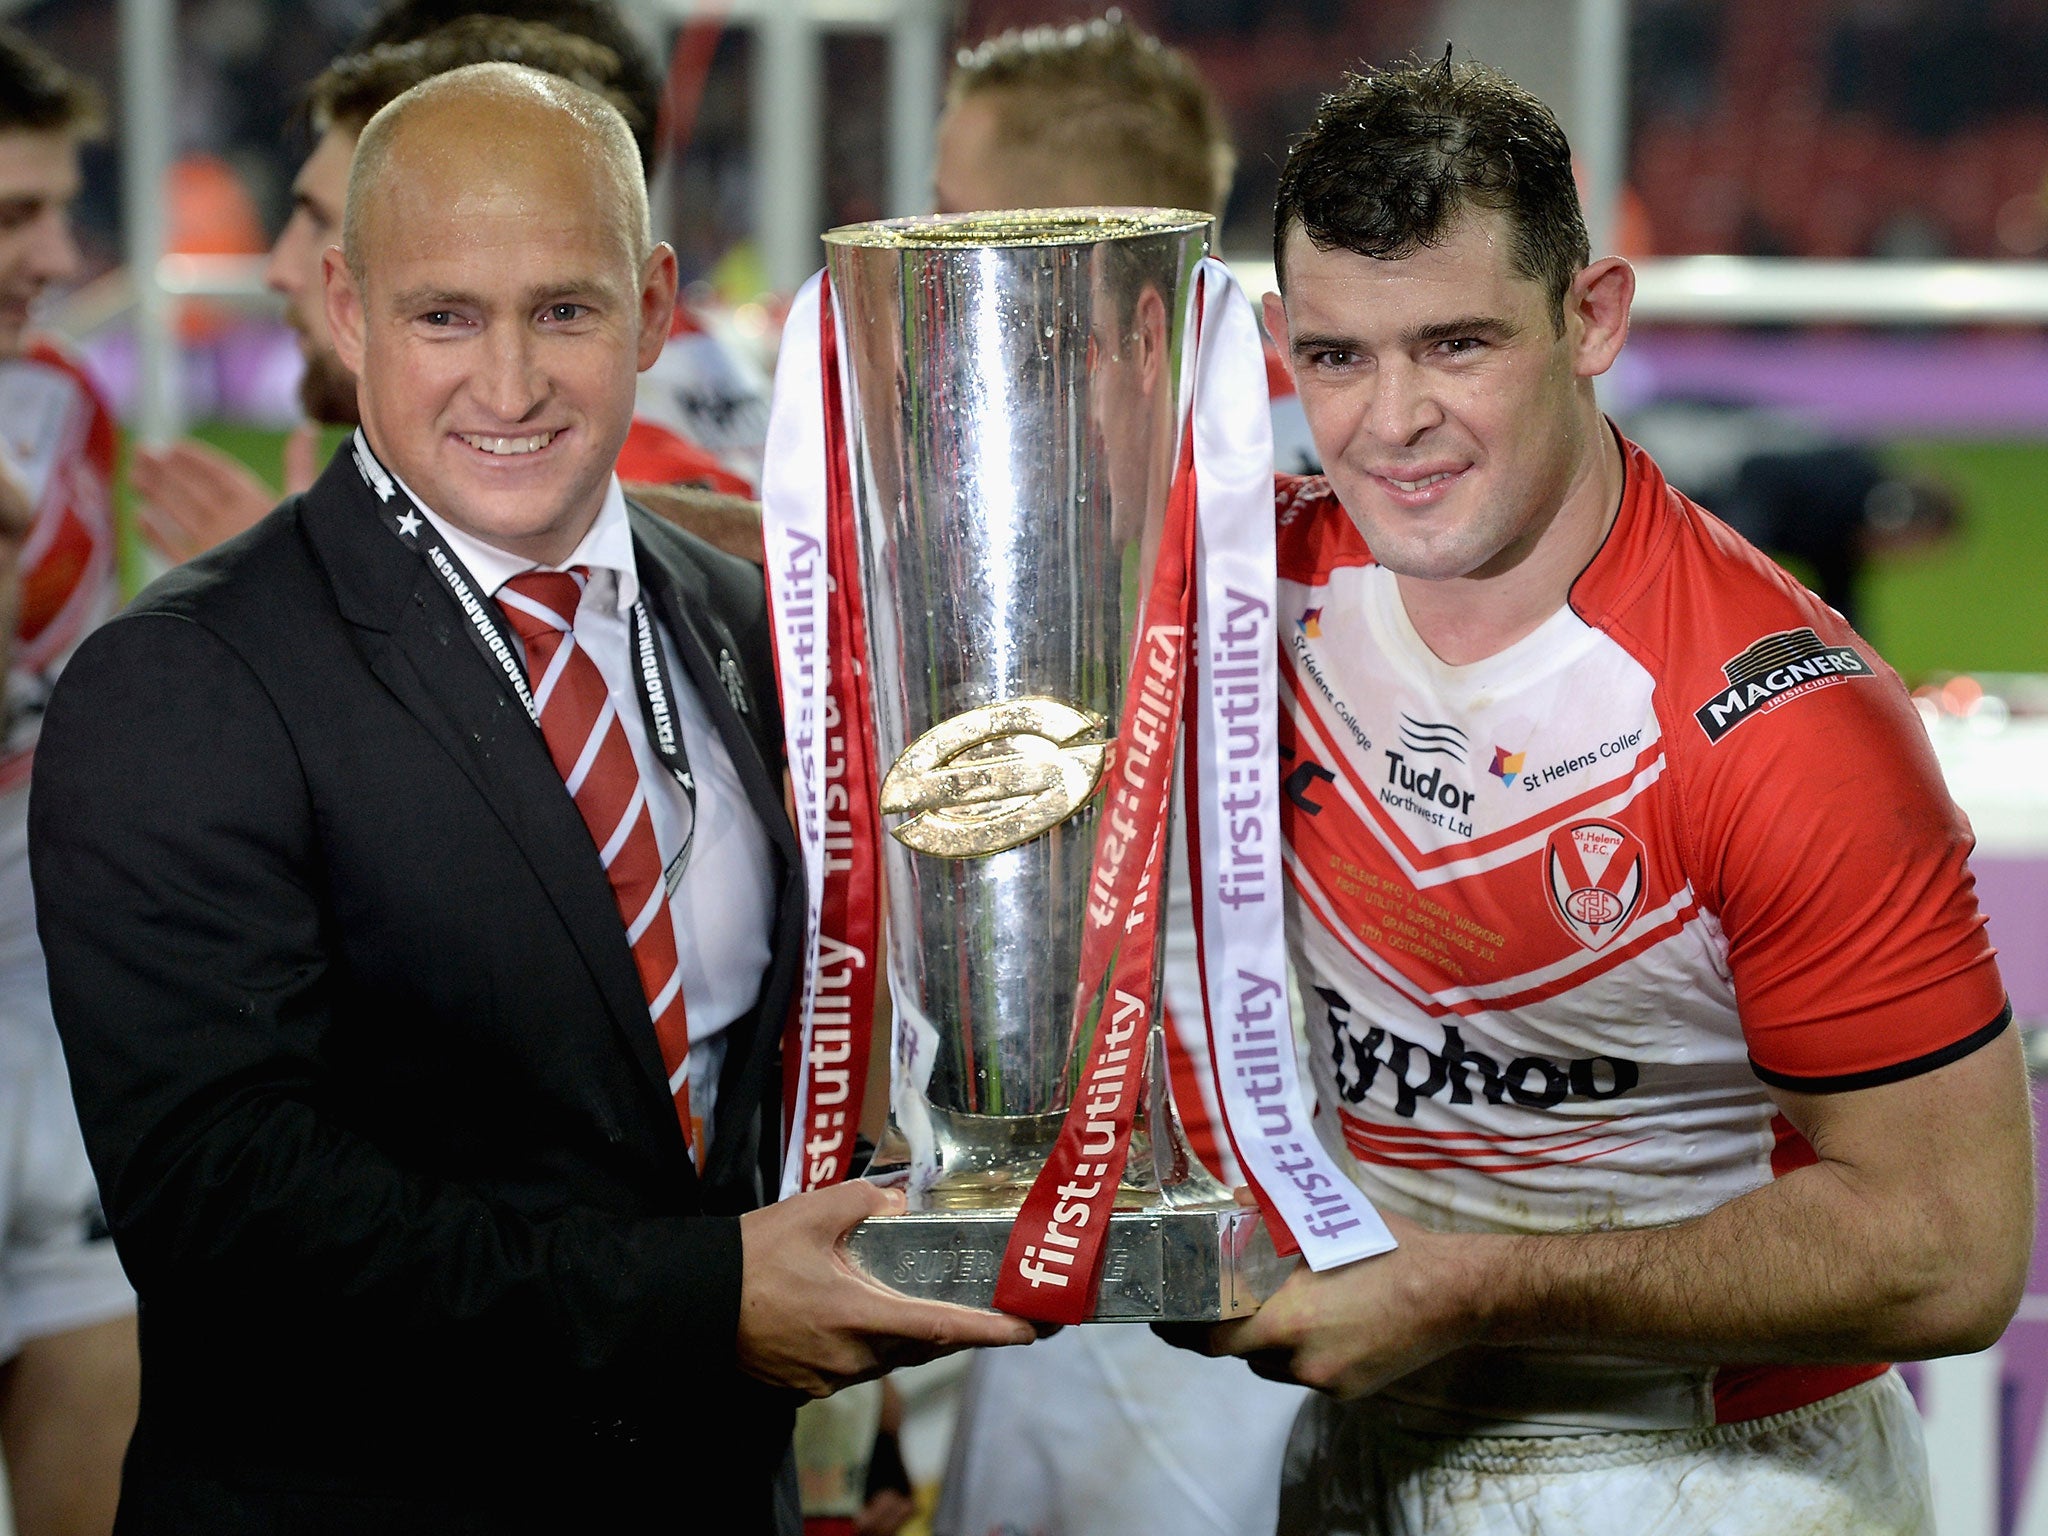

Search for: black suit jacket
xmin=30 ymin=447 xmax=804 ymax=1533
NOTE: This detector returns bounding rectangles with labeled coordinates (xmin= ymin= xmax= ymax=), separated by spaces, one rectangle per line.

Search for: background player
xmin=1171 ymin=54 xmax=2032 ymax=1535
xmin=0 ymin=26 xmax=135 ymax=1536
xmin=933 ymin=12 xmax=1320 ymax=478
xmin=929 ymin=19 xmax=1310 ymax=1536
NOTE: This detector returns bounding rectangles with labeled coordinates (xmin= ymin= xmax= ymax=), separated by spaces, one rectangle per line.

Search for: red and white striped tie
xmin=498 ymin=568 xmax=697 ymax=1162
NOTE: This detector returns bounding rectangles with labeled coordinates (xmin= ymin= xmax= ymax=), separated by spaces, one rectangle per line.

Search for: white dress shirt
xmin=402 ymin=467 xmax=775 ymax=1150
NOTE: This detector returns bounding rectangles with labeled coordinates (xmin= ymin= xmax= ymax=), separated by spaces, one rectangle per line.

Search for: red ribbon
xmin=993 ymin=302 xmax=1206 ymax=1321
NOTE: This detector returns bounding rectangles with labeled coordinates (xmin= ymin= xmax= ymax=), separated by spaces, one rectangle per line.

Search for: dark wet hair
xmin=1274 ymin=52 xmax=1588 ymax=325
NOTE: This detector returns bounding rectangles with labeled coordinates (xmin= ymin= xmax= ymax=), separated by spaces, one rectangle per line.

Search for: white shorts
xmin=935 ymin=1325 xmax=1310 ymax=1536
xmin=1276 ymin=1370 xmax=1932 ymax=1536
xmin=0 ymin=793 xmax=133 ymax=1363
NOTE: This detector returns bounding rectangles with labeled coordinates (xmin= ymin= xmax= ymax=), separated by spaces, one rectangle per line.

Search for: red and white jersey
xmin=1275 ymin=437 xmax=2005 ymax=1434
xmin=628 ymin=300 xmax=770 ymax=497
xmin=0 ymin=338 xmax=117 ymax=794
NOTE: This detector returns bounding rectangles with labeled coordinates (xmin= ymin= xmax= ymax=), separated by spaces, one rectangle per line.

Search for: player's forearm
xmin=1467 ymin=1094 xmax=2032 ymax=1362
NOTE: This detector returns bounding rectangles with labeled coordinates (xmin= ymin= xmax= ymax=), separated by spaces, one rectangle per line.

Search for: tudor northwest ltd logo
xmin=1544 ymin=818 xmax=1648 ymax=951
xmin=879 ymin=697 xmax=1109 ymax=859
xmin=1694 ymin=627 xmax=1874 ymax=743
xmin=1399 ymin=713 xmax=1467 ymax=762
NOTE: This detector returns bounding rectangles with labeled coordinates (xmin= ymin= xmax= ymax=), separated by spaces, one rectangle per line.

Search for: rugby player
xmin=1172 ymin=55 xmax=2032 ymax=1536
xmin=0 ymin=26 xmax=134 ymax=1536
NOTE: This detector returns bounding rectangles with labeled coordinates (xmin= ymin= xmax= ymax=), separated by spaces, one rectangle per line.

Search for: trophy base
xmin=841 ymin=1197 xmax=1296 ymax=1321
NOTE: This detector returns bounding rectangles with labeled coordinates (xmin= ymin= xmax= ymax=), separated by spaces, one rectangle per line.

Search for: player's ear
xmin=324 ymin=248 xmax=366 ymax=376
xmin=637 ymin=242 xmax=679 ymax=372
xmin=1568 ymin=256 xmax=1633 ymax=379
xmin=1261 ymin=291 xmax=1293 ymax=383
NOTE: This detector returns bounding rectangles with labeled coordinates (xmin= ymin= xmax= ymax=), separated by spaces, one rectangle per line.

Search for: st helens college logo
xmin=1544 ymin=819 xmax=1648 ymax=951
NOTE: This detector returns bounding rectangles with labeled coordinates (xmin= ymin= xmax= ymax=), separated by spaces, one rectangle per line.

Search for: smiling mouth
xmin=457 ymin=430 xmax=561 ymax=456
xmin=1379 ymin=469 xmax=1460 ymax=492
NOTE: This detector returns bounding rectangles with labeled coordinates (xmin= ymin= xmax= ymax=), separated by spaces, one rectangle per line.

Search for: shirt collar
xmin=373 ymin=436 xmax=640 ymax=613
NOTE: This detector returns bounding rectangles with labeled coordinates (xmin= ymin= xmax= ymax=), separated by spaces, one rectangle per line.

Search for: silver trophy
xmin=825 ymin=209 xmax=1293 ymax=1321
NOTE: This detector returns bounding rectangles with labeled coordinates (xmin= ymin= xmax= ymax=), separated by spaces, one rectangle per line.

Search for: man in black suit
xmin=29 ymin=62 xmax=1028 ymax=1534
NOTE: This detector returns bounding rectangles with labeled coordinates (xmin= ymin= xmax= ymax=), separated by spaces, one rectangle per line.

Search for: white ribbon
xmin=1187 ymin=258 xmax=1395 ymax=1270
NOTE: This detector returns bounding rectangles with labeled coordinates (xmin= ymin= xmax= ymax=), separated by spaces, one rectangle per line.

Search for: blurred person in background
xmin=928 ymin=18 xmax=1312 ymax=1536
xmin=0 ymin=27 xmax=136 ymax=1536
xmin=132 ymin=0 xmax=768 ymax=565
xmin=1623 ymin=396 xmax=1962 ymax=631
xmin=1170 ymin=56 xmax=2028 ymax=1535
xmin=934 ymin=11 xmax=1322 ymax=479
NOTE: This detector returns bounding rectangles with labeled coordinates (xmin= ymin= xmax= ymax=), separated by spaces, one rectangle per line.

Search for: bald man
xmin=28 ymin=64 xmax=1027 ymax=1536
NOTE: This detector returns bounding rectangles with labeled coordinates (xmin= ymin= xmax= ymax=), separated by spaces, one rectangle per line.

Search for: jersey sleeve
xmin=1660 ymin=525 xmax=2006 ymax=1090
xmin=616 ymin=417 xmax=756 ymax=498
xmin=1274 ymin=473 xmax=1371 ymax=584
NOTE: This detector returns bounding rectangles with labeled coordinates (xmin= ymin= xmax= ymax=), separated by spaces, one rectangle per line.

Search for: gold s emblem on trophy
xmin=878 ymin=697 xmax=1109 ymax=858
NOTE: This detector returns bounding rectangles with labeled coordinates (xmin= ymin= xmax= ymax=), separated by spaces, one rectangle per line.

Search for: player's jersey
xmin=0 ymin=338 xmax=117 ymax=794
xmin=1275 ymin=437 xmax=2005 ymax=1435
xmin=629 ymin=300 xmax=771 ymax=496
xmin=615 ymin=417 xmax=754 ymax=499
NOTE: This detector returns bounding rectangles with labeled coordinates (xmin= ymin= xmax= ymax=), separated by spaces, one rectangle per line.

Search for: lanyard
xmin=355 ymin=433 xmax=699 ymax=883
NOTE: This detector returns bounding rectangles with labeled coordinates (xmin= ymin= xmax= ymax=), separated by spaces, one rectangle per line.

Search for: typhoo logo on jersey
xmin=1545 ymin=818 xmax=1648 ymax=951
xmin=1317 ymin=986 xmax=1639 ymax=1117
xmin=1694 ymin=627 xmax=1874 ymax=743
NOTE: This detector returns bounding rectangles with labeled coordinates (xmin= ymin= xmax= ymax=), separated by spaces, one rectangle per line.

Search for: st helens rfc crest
xmin=1545 ymin=818 xmax=1648 ymax=951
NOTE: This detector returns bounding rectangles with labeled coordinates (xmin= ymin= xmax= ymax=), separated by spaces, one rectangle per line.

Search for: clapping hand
xmin=133 ymin=424 xmax=321 ymax=564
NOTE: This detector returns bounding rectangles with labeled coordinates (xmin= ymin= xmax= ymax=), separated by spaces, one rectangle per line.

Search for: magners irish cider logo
xmin=880 ymin=697 xmax=1110 ymax=858
xmin=1693 ymin=627 xmax=1873 ymax=743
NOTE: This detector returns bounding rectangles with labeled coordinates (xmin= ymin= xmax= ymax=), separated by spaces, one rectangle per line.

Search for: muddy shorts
xmin=1276 ymin=1370 xmax=1931 ymax=1536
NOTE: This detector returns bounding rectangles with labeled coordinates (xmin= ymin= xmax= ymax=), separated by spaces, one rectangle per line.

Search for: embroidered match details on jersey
xmin=1274 ymin=438 xmax=2006 ymax=1433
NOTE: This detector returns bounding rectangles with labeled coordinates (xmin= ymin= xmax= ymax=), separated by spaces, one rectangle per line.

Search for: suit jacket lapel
xmin=632 ymin=535 xmax=793 ymax=868
xmin=632 ymin=522 xmax=803 ymax=1196
xmin=295 ymin=453 xmax=685 ymax=1143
